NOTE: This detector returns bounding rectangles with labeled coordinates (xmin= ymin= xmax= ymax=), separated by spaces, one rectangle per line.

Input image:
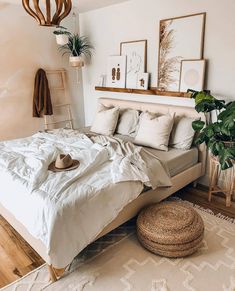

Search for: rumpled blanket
xmin=0 ymin=129 xmax=171 ymax=268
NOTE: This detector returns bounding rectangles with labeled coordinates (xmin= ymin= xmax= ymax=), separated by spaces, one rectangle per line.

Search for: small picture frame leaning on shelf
xmin=136 ymin=73 xmax=149 ymax=90
xmin=179 ymin=59 xmax=206 ymax=92
xmin=106 ymin=55 xmax=127 ymax=88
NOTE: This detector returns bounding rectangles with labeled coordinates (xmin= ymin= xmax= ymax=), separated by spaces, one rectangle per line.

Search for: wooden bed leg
xmin=47 ymin=264 xmax=57 ymax=282
xmin=47 ymin=265 xmax=66 ymax=282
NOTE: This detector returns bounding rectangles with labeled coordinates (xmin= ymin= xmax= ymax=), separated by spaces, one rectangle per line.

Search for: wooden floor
xmin=0 ymin=215 xmax=44 ymax=288
xmin=0 ymin=185 xmax=234 ymax=288
xmin=178 ymin=185 xmax=235 ymax=219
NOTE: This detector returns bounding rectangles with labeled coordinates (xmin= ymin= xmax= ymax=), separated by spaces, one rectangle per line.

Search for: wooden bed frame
xmin=0 ymin=98 xmax=206 ymax=282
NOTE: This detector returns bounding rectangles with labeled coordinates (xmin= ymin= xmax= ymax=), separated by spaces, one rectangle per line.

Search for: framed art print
xmin=158 ymin=12 xmax=206 ymax=91
xmin=179 ymin=59 xmax=206 ymax=92
xmin=106 ymin=56 xmax=126 ymax=88
xmin=136 ymin=73 xmax=149 ymax=90
xmin=120 ymin=40 xmax=147 ymax=89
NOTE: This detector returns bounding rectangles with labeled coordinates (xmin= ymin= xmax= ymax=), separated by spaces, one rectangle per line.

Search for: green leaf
xmin=195 ymin=92 xmax=214 ymax=105
xmin=192 ymin=120 xmax=205 ymax=131
xmin=208 ymin=140 xmax=218 ymax=156
xmin=194 ymin=132 xmax=208 ymax=145
xmin=215 ymin=141 xmax=225 ymax=152
xmin=214 ymin=99 xmax=226 ymax=110
xmin=195 ymin=100 xmax=216 ymax=113
xmin=219 ymin=147 xmax=235 ymax=170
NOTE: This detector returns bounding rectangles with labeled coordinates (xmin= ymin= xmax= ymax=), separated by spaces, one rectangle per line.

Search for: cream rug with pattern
xmin=2 ymin=202 xmax=235 ymax=291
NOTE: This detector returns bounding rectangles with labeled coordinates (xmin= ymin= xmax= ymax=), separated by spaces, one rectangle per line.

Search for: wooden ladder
xmin=44 ymin=69 xmax=73 ymax=130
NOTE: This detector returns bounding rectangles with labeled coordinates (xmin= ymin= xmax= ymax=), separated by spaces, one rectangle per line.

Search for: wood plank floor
xmin=0 ymin=215 xmax=44 ymax=288
xmin=0 ymin=186 xmax=234 ymax=288
xmin=177 ymin=185 xmax=235 ymax=219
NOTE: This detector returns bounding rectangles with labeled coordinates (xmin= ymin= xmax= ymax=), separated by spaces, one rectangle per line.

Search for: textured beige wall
xmin=0 ymin=3 xmax=84 ymax=141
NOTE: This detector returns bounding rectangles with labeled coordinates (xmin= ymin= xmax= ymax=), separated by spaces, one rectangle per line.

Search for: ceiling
xmin=3 ymin=0 xmax=130 ymax=13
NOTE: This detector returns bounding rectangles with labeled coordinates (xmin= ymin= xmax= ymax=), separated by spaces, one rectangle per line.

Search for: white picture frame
xmin=97 ymin=74 xmax=106 ymax=87
xmin=179 ymin=59 xmax=206 ymax=92
xmin=158 ymin=13 xmax=206 ymax=92
xmin=136 ymin=73 xmax=149 ymax=90
xmin=106 ymin=56 xmax=126 ymax=88
xmin=120 ymin=40 xmax=147 ymax=89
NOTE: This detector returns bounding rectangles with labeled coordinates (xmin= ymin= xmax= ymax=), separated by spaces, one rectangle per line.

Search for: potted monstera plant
xmin=59 ymin=34 xmax=93 ymax=67
xmin=53 ymin=26 xmax=70 ymax=45
xmin=189 ymin=89 xmax=235 ymax=170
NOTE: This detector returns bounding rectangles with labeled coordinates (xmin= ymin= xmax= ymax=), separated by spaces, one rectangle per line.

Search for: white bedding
xmin=0 ymin=129 xmax=171 ymax=268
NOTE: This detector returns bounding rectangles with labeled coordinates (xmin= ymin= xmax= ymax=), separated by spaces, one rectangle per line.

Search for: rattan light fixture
xmin=22 ymin=0 xmax=72 ymax=27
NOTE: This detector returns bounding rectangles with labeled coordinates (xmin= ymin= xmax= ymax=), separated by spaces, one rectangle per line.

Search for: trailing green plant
xmin=53 ymin=26 xmax=71 ymax=36
xmin=59 ymin=34 xmax=93 ymax=58
xmin=188 ymin=89 xmax=235 ymax=170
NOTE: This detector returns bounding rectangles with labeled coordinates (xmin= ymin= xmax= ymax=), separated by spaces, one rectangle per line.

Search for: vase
xmin=56 ymin=34 xmax=69 ymax=45
xmin=69 ymin=56 xmax=84 ymax=67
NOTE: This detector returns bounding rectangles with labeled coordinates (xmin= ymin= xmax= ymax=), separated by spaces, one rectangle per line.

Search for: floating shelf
xmin=95 ymin=86 xmax=192 ymax=98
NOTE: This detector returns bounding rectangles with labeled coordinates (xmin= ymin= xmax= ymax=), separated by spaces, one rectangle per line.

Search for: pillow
xmin=116 ymin=109 xmax=139 ymax=136
xmin=134 ymin=111 xmax=174 ymax=151
xmin=170 ymin=116 xmax=198 ymax=150
xmin=91 ymin=104 xmax=120 ymax=136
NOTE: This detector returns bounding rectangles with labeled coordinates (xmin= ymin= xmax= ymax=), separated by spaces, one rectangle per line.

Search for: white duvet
xmin=0 ymin=129 xmax=171 ymax=268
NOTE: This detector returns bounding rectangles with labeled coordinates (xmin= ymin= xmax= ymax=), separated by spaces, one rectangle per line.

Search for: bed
xmin=0 ymin=98 xmax=206 ymax=282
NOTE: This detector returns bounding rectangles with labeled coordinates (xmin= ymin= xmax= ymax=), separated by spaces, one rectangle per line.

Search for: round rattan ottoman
xmin=137 ymin=201 xmax=204 ymax=258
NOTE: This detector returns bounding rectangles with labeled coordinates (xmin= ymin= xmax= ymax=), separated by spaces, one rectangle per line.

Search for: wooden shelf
xmin=95 ymin=86 xmax=191 ymax=98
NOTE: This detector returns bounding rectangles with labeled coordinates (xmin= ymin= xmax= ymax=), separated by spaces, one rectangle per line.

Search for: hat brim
xmin=48 ymin=160 xmax=80 ymax=172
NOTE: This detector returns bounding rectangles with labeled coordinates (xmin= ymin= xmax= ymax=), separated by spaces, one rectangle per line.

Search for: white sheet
xmin=0 ymin=129 xmax=171 ymax=268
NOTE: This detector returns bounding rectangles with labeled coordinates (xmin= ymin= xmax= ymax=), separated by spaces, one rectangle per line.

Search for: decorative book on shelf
xmin=95 ymin=87 xmax=192 ymax=98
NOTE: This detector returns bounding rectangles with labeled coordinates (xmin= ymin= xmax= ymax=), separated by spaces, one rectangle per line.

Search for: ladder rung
xmin=46 ymin=69 xmax=66 ymax=74
xmin=45 ymin=119 xmax=72 ymax=125
xmin=54 ymin=103 xmax=70 ymax=108
xmin=49 ymin=87 xmax=65 ymax=90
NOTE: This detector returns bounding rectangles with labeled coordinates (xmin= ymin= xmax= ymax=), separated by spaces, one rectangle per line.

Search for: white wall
xmin=0 ymin=2 xmax=84 ymax=141
xmin=79 ymin=0 xmax=235 ymax=126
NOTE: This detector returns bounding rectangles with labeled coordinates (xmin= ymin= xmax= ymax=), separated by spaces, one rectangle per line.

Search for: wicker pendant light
xmin=22 ymin=0 xmax=72 ymax=27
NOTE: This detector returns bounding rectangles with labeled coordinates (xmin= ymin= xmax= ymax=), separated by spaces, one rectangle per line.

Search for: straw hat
xmin=48 ymin=154 xmax=80 ymax=172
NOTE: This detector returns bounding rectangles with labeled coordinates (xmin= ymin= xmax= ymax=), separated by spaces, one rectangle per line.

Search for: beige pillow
xmin=134 ymin=112 xmax=174 ymax=151
xmin=91 ymin=104 xmax=120 ymax=136
xmin=170 ymin=116 xmax=198 ymax=150
xmin=116 ymin=109 xmax=139 ymax=136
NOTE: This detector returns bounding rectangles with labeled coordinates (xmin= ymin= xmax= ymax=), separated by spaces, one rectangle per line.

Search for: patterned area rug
xmin=2 ymin=202 xmax=235 ymax=291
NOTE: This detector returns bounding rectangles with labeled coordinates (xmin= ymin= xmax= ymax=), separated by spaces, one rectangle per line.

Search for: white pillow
xmin=170 ymin=116 xmax=198 ymax=150
xmin=116 ymin=109 xmax=139 ymax=136
xmin=134 ymin=112 xmax=174 ymax=151
xmin=91 ymin=104 xmax=120 ymax=136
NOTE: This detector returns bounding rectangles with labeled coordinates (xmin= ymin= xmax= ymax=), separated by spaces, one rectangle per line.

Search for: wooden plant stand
xmin=208 ymin=155 xmax=235 ymax=207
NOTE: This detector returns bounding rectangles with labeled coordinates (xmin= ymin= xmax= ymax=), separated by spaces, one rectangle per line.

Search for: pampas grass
xmin=158 ymin=20 xmax=181 ymax=90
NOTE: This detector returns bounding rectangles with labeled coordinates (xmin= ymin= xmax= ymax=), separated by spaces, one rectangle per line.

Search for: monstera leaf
xmin=192 ymin=120 xmax=205 ymax=131
xmin=190 ymin=90 xmax=235 ymax=170
xmin=219 ymin=147 xmax=235 ymax=170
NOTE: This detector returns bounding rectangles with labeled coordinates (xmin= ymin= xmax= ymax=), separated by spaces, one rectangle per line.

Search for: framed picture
xmin=179 ymin=59 xmax=206 ymax=92
xmin=136 ymin=73 xmax=149 ymax=90
xmin=158 ymin=12 xmax=206 ymax=92
xmin=120 ymin=40 xmax=147 ymax=89
xmin=97 ymin=74 xmax=107 ymax=87
xmin=106 ymin=56 xmax=126 ymax=88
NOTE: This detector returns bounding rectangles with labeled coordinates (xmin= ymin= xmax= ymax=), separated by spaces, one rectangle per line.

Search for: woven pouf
xmin=137 ymin=201 xmax=204 ymax=258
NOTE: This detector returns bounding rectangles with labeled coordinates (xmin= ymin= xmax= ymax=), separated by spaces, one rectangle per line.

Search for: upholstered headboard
xmin=98 ymin=97 xmax=207 ymax=175
xmin=99 ymin=97 xmax=205 ymax=121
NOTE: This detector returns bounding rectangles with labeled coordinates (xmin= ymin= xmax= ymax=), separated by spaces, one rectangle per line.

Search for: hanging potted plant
xmin=53 ymin=26 xmax=71 ymax=45
xmin=189 ymin=89 xmax=235 ymax=170
xmin=59 ymin=34 xmax=93 ymax=67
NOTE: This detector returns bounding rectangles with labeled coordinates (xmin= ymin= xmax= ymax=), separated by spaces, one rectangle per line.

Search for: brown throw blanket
xmin=33 ymin=68 xmax=53 ymax=117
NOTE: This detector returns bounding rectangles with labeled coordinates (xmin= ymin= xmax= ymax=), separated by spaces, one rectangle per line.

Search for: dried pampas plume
xmin=158 ymin=20 xmax=182 ymax=90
